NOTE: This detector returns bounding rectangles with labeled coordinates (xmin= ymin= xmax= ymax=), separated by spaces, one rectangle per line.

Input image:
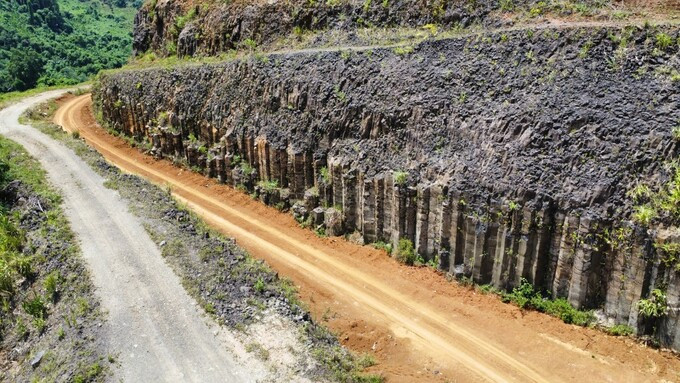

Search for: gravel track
xmin=0 ymin=91 xmax=261 ymax=382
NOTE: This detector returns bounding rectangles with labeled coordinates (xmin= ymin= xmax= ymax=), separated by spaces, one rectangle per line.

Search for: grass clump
xmin=371 ymin=241 xmax=393 ymax=254
xmin=606 ymin=324 xmax=634 ymax=336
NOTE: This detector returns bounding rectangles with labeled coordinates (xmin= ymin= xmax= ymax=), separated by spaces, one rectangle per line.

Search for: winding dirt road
xmin=1 ymin=92 xmax=268 ymax=382
xmin=57 ymin=93 xmax=680 ymax=382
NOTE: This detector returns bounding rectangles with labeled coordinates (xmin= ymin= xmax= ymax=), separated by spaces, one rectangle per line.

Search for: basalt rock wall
xmin=95 ymin=25 xmax=680 ymax=347
xmin=134 ymin=0 xmax=523 ymax=57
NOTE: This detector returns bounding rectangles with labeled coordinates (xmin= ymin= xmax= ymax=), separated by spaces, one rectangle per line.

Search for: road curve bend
xmin=1 ymin=92 xmax=260 ymax=382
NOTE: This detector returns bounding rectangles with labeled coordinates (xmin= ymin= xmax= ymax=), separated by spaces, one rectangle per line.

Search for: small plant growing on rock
xmin=655 ymin=32 xmax=673 ymax=50
xmin=579 ymin=40 xmax=594 ymax=59
xmin=673 ymin=125 xmax=680 ymax=141
xmin=393 ymin=171 xmax=408 ymax=186
xmin=637 ymin=289 xmax=668 ymax=318
xmin=508 ymin=200 xmax=520 ymax=211
xmin=44 ymin=271 xmax=60 ymax=302
xmin=499 ymin=0 xmax=513 ymax=11
xmin=257 ymin=180 xmax=279 ymax=192
xmin=395 ymin=238 xmax=416 ymax=265
xmin=458 ymin=91 xmax=468 ymax=103
xmin=393 ymin=45 xmax=413 ymax=55
xmin=254 ymin=277 xmax=265 ymax=294
xmin=632 ymin=205 xmax=656 ymax=225
xmin=334 ymin=85 xmax=347 ymax=103
xmin=242 ymin=38 xmax=257 ymax=51
xmin=320 ymin=166 xmax=331 ymax=185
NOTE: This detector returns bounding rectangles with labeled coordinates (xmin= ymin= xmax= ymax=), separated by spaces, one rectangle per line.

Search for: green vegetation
xmin=320 ymin=166 xmax=331 ymax=185
xmin=0 ymin=131 xmax=106 ymax=381
xmin=393 ymin=171 xmax=408 ymax=186
xmin=655 ymin=32 xmax=673 ymax=50
xmin=606 ymin=324 xmax=634 ymax=336
xmin=500 ymin=278 xmax=594 ymax=326
xmin=631 ymin=161 xmax=680 ymax=226
xmin=637 ymin=289 xmax=668 ymax=318
xmin=371 ymin=241 xmax=393 ymax=254
xmin=395 ymin=238 xmax=416 ymax=265
xmin=393 ymin=45 xmax=414 ymax=55
xmin=0 ymin=0 xmax=140 ymax=93
xmin=257 ymin=180 xmax=279 ymax=192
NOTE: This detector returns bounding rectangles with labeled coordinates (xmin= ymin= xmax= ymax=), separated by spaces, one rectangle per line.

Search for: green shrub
xmin=257 ymin=180 xmax=279 ymax=192
xmin=656 ymin=32 xmax=673 ymax=50
xmin=606 ymin=324 xmax=634 ymax=336
xmin=637 ymin=289 xmax=668 ymax=318
xmin=395 ymin=239 xmax=416 ymax=265
xmin=320 ymin=167 xmax=331 ymax=184
xmin=393 ymin=171 xmax=408 ymax=186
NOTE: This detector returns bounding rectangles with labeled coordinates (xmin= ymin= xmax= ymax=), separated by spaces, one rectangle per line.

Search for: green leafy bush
xmin=395 ymin=238 xmax=416 ymax=265
xmin=637 ymin=289 xmax=668 ymax=318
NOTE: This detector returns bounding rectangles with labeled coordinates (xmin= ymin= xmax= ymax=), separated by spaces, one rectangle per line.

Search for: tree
xmin=7 ymin=48 xmax=44 ymax=91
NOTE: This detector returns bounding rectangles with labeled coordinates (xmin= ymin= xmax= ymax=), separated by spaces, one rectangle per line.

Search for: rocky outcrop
xmin=95 ymin=25 xmax=680 ymax=347
xmin=132 ymin=0 xmax=667 ymax=57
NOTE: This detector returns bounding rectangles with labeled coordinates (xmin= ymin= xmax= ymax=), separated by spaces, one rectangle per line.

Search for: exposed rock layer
xmin=95 ymin=25 xmax=680 ymax=348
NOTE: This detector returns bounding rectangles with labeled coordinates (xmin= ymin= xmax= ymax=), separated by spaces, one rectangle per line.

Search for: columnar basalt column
xmin=342 ymin=171 xmax=357 ymax=233
xmin=362 ymin=178 xmax=377 ymax=243
xmin=514 ymin=207 xmax=536 ymax=287
xmin=415 ymin=184 xmax=431 ymax=257
xmin=552 ymin=215 xmax=580 ymax=299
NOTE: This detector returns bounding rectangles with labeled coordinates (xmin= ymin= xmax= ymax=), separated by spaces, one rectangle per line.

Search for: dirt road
xmin=1 ymin=92 xmax=269 ymax=382
xmin=57 ymin=94 xmax=680 ymax=382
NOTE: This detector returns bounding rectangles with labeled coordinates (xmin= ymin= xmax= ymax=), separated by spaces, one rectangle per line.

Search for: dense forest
xmin=0 ymin=0 xmax=141 ymax=93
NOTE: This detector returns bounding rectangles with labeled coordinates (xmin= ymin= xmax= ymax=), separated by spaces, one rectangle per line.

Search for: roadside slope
xmin=58 ymin=93 xmax=680 ymax=382
xmin=1 ymin=91 xmax=261 ymax=382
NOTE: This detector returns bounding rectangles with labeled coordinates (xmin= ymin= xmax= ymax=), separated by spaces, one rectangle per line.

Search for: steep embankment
xmin=95 ymin=22 xmax=680 ymax=349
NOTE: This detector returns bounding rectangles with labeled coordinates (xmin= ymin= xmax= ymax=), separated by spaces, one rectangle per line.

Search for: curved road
xmin=1 ymin=92 xmax=260 ymax=381
xmin=52 ymin=93 xmax=680 ymax=383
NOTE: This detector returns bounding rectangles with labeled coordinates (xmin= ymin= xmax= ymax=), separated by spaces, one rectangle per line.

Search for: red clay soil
xmin=54 ymin=94 xmax=680 ymax=383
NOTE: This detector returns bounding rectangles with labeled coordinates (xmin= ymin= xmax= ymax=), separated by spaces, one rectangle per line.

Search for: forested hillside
xmin=0 ymin=0 xmax=141 ymax=93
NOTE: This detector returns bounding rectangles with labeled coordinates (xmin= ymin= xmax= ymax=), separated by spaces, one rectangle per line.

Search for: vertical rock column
xmin=552 ymin=215 xmax=581 ymax=298
xmin=362 ymin=179 xmax=377 ymax=243
xmin=513 ymin=207 xmax=537 ymax=286
xmin=415 ymin=185 xmax=431 ymax=257
xmin=342 ymin=171 xmax=357 ymax=233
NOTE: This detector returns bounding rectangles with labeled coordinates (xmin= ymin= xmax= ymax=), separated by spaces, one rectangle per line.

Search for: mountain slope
xmin=0 ymin=0 xmax=141 ymax=92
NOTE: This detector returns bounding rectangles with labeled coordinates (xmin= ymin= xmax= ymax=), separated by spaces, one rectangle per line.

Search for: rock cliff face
xmin=95 ymin=25 xmax=680 ymax=348
xmin=134 ymin=0 xmax=520 ymax=56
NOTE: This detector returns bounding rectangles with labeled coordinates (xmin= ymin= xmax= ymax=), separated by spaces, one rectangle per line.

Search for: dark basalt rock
xmin=95 ymin=25 xmax=680 ymax=348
